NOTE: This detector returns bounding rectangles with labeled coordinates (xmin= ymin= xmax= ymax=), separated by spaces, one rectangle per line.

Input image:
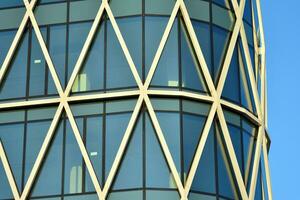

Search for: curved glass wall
xmin=0 ymin=0 xmax=269 ymax=200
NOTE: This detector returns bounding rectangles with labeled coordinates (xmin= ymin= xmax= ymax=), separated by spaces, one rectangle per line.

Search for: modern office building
xmin=0 ymin=0 xmax=271 ymax=199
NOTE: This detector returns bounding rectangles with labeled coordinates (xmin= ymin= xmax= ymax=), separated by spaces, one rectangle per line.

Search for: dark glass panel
xmin=106 ymin=20 xmax=136 ymax=89
xmin=181 ymin=20 xmax=207 ymax=92
xmin=156 ymin=112 xmax=181 ymax=172
xmin=222 ymin=46 xmax=240 ymax=103
xmin=117 ymin=17 xmax=142 ymax=78
xmin=105 ymin=113 xmax=131 ymax=180
xmin=29 ymin=28 xmax=47 ymax=97
xmin=244 ymin=0 xmax=253 ymax=24
xmin=254 ymin=166 xmax=263 ymax=200
xmin=68 ymin=22 xmax=92 ymax=82
xmin=0 ymin=0 xmax=23 ymax=8
xmin=112 ymin=115 xmax=142 ymax=190
xmin=227 ymin=124 xmax=243 ymax=174
xmin=64 ymin=119 xmax=84 ymax=194
xmin=238 ymin=41 xmax=256 ymax=113
xmin=212 ymin=25 xmax=230 ymax=83
xmin=145 ymin=16 xmax=169 ymax=78
xmin=48 ymin=24 xmax=66 ymax=93
xmin=146 ymin=114 xmax=175 ymax=188
xmin=64 ymin=194 xmax=98 ymax=200
xmin=30 ymin=121 xmax=63 ymax=197
xmin=182 ymin=114 xmax=206 ymax=177
xmin=151 ymin=18 xmax=179 ymax=88
xmin=85 ymin=116 xmax=103 ymax=192
xmin=216 ymin=126 xmax=238 ymax=199
xmin=191 ymin=20 xmax=212 ymax=76
xmin=72 ymin=22 xmax=104 ymax=93
xmin=0 ymin=123 xmax=24 ymax=197
xmin=191 ymin=128 xmax=216 ymax=194
xmin=0 ymin=30 xmax=16 ymax=67
xmin=0 ymin=31 xmax=28 ymax=100
xmin=24 ymin=121 xmax=52 ymax=182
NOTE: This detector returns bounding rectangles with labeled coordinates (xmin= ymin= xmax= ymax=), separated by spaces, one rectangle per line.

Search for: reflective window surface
xmin=0 ymin=0 xmax=266 ymax=200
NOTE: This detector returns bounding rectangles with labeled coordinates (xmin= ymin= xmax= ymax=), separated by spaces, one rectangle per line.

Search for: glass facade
xmin=0 ymin=0 xmax=270 ymax=200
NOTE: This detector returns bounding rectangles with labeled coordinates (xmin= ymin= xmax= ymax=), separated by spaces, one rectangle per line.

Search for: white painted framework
xmin=0 ymin=0 xmax=272 ymax=199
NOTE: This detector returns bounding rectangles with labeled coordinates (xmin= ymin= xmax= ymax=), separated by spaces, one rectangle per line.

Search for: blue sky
xmin=262 ymin=0 xmax=300 ymax=199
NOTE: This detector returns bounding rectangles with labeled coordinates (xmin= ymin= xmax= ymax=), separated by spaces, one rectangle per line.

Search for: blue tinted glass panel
xmin=29 ymin=28 xmax=47 ymax=96
xmin=85 ymin=116 xmax=103 ymax=192
xmin=192 ymin=20 xmax=212 ymax=75
xmin=157 ymin=112 xmax=181 ymax=171
xmin=0 ymin=31 xmax=28 ymax=100
xmin=213 ymin=26 xmax=230 ymax=83
xmin=49 ymin=25 xmax=66 ymax=93
xmin=0 ymin=0 xmax=23 ymax=8
xmin=0 ymin=31 xmax=16 ymax=67
xmin=145 ymin=16 xmax=169 ymax=77
xmin=146 ymin=114 xmax=174 ymax=188
xmin=68 ymin=22 xmax=91 ymax=81
xmin=106 ymin=20 xmax=136 ymax=89
xmin=64 ymin=119 xmax=84 ymax=194
xmin=222 ymin=46 xmax=239 ymax=103
xmin=118 ymin=17 xmax=142 ymax=78
xmin=146 ymin=190 xmax=180 ymax=200
xmin=73 ymin=23 xmax=104 ymax=93
xmin=105 ymin=113 xmax=131 ymax=179
xmin=0 ymin=123 xmax=24 ymax=197
xmin=25 ymin=121 xmax=51 ymax=182
xmin=228 ymin=124 xmax=243 ymax=173
xmin=30 ymin=121 xmax=63 ymax=197
xmin=113 ymin=116 xmax=142 ymax=189
xmin=191 ymin=128 xmax=216 ymax=194
xmin=151 ymin=18 xmax=179 ymax=88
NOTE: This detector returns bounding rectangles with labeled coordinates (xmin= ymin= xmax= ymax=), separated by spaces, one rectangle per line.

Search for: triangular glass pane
xmin=116 ymin=16 xmax=142 ymax=79
xmin=0 ymin=120 xmax=24 ymax=196
xmin=182 ymin=100 xmax=210 ymax=179
xmin=190 ymin=128 xmax=216 ymax=195
xmin=110 ymin=113 xmax=143 ymax=190
xmin=48 ymin=24 xmax=67 ymax=94
xmin=68 ymin=22 xmax=93 ymax=86
xmin=0 ymin=163 xmax=14 ymax=199
xmin=106 ymin=18 xmax=137 ymax=90
xmin=242 ymin=118 xmax=256 ymax=184
xmin=0 ymin=30 xmax=16 ymax=67
xmin=191 ymin=20 xmax=212 ymax=77
xmin=151 ymin=17 xmax=179 ymax=88
xmin=212 ymin=25 xmax=231 ymax=84
xmin=254 ymin=164 xmax=263 ymax=200
xmin=180 ymin=19 xmax=208 ymax=93
xmin=156 ymin=112 xmax=181 ymax=174
xmin=29 ymin=120 xmax=63 ymax=197
xmin=145 ymin=16 xmax=169 ymax=79
xmin=216 ymin=125 xmax=240 ymax=199
xmin=238 ymin=40 xmax=256 ymax=113
xmin=71 ymin=18 xmax=105 ymax=94
xmin=104 ymin=110 xmax=133 ymax=182
xmin=222 ymin=45 xmax=240 ymax=103
xmin=145 ymin=114 xmax=176 ymax=189
xmin=24 ymin=107 xmax=57 ymax=188
xmin=0 ymin=30 xmax=29 ymax=101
